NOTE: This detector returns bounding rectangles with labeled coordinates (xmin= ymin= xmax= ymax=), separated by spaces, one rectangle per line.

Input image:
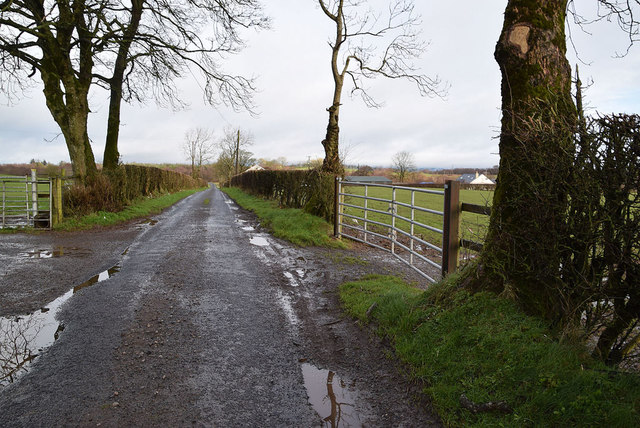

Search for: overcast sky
xmin=1 ymin=1 xmax=639 ymax=168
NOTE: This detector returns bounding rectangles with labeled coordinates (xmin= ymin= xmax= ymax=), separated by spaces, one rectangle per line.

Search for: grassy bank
xmin=340 ymin=273 xmax=640 ymax=427
xmin=54 ymin=188 xmax=205 ymax=230
xmin=221 ymin=187 xmax=346 ymax=248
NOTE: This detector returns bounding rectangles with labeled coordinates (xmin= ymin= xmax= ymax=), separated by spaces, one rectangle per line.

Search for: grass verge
xmin=53 ymin=188 xmax=205 ymax=230
xmin=221 ymin=187 xmax=346 ymax=248
xmin=339 ymin=272 xmax=640 ymax=427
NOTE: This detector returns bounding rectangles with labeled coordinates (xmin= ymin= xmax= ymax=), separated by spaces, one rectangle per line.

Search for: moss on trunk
xmin=477 ymin=0 xmax=577 ymax=320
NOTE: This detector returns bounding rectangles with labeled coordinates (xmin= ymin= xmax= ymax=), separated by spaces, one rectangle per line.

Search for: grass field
xmin=341 ymin=184 xmax=493 ymax=251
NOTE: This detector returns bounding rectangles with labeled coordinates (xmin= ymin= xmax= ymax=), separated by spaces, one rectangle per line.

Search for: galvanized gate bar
xmin=336 ymin=179 xmax=449 ymax=283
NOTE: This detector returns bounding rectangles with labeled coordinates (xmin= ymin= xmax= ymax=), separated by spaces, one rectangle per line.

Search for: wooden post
xmin=333 ymin=177 xmax=340 ymax=238
xmin=442 ymin=180 xmax=461 ymax=276
xmin=52 ymin=177 xmax=63 ymax=226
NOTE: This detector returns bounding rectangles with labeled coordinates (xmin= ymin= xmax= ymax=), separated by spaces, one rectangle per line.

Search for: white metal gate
xmin=1 ymin=172 xmax=52 ymax=229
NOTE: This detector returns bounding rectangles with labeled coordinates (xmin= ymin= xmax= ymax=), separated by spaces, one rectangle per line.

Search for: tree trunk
xmin=103 ymin=0 xmax=144 ymax=170
xmin=478 ymin=0 xmax=576 ymax=319
xmin=320 ymin=0 xmax=345 ymax=176
xmin=321 ymin=103 xmax=343 ymax=175
xmin=40 ymin=65 xmax=97 ymax=183
xmin=104 ymin=82 xmax=123 ymax=170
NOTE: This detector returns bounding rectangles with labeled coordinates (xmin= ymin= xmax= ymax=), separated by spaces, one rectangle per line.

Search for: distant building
xmin=245 ymin=165 xmax=265 ymax=172
xmin=457 ymin=172 xmax=495 ymax=185
xmin=344 ymin=176 xmax=392 ymax=185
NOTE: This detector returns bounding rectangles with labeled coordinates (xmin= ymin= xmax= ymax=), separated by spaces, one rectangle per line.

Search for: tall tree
xmin=99 ymin=0 xmax=269 ymax=170
xmin=0 ymin=0 xmax=100 ymax=182
xmin=477 ymin=0 xmax=640 ymax=320
xmin=317 ymin=0 xmax=442 ymax=175
xmin=0 ymin=1 xmax=268 ymax=178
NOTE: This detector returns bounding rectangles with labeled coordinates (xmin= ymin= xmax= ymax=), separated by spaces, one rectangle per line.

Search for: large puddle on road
xmin=0 ymin=262 xmax=121 ymax=387
xmin=301 ymin=363 xmax=363 ymax=427
xmin=20 ymin=246 xmax=92 ymax=259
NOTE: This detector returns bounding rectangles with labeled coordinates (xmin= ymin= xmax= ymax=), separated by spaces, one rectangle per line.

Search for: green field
xmin=340 ymin=184 xmax=493 ymax=253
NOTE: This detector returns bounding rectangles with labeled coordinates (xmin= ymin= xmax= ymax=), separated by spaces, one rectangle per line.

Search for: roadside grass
xmin=342 ymin=185 xmax=492 ymax=250
xmin=340 ymin=272 xmax=640 ymax=427
xmin=53 ymin=188 xmax=205 ymax=230
xmin=221 ymin=187 xmax=346 ymax=248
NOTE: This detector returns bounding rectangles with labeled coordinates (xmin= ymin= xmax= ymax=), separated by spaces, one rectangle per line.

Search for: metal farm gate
xmin=334 ymin=179 xmax=491 ymax=283
xmin=1 ymin=171 xmax=63 ymax=229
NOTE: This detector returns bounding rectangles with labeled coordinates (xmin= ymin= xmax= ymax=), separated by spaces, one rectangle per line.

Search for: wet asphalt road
xmin=1 ymin=185 xmax=441 ymax=427
xmin=0 ymin=186 xmax=319 ymax=426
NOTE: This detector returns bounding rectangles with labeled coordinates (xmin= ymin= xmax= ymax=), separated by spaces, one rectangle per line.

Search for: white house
xmin=457 ymin=172 xmax=495 ymax=185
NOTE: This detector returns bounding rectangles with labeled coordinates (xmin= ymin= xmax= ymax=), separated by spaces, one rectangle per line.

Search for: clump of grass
xmin=339 ymin=273 xmax=640 ymax=427
xmin=55 ymin=188 xmax=204 ymax=230
xmin=222 ymin=187 xmax=346 ymax=248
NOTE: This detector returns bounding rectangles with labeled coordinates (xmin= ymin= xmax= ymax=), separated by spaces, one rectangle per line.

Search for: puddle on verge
xmin=301 ymin=363 xmax=362 ymax=427
xmin=250 ymin=236 xmax=270 ymax=247
xmin=0 ymin=262 xmax=121 ymax=387
xmin=276 ymin=290 xmax=300 ymax=328
xmin=284 ymin=271 xmax=299 ymax=287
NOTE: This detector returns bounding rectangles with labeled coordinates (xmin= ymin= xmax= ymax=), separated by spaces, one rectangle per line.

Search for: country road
xmin=0 ymin=185 xmax=440 ymax=427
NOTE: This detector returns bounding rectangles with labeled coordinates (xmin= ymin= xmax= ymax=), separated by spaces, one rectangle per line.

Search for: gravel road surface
xmin=0 ymin=185 xmax=440 ymax=427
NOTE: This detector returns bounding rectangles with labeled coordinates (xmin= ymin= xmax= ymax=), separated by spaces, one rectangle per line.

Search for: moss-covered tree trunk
xmin=38 ymin=3 xmax=97 ymax=183
xmin=478 ymin=0 xmax=576 ymax=320
xmin=319 ymin=0 xmax=345 ymax=176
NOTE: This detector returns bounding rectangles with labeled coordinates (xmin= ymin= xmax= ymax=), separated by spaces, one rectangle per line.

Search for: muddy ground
xmin=0 ymin=185 xmax=442 ymax=426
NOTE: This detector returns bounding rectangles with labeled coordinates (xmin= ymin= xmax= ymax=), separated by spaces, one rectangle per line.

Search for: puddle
xmin=250 ymin=236 xmax=270 ymax=247
xmin=284 ymin=271 xmax=299 ymax=287
xmin=301 ymin=363 xmax=362 ymax=427
xmin=20 ymin=246 xmax=92 ymax=259
xmin=276 ymin=290 xmax=300 ymax=328
xmin=0 ymin=263 xmax=121 ymax=387
xmin=139 ymin=218 xmax=158 ymax=226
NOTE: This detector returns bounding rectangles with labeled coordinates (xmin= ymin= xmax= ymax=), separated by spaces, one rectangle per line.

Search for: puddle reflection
xmin=302 ymin=363 xmax=362 ymax=427
xmin=20 ymin=246 xmax=91 ymax=259
xmin=0 ymin=262 xmax=121 ymax=387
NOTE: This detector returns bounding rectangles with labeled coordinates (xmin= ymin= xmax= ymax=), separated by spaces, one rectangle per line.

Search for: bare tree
xmin=183 ymin=128 xmax=215 ymax=179
xmin=216 ymin=127 xmax=255 ymax=183
xmin=317 ymin=0 xmax=443 ymax=175
xmin=392 ymin=151 xmax=415 ymax=183
xmin=99 ymin=0 xmax=270 ymax=169
xmin=0 ymin=1 xmax=268 ymax=179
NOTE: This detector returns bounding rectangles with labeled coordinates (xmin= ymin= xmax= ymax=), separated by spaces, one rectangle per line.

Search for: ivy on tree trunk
xmin=477 ymin=0 xmax=577 ymax=320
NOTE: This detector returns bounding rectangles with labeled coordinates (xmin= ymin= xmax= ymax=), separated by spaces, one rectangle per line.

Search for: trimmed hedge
xmin=64 ymin=165 xmax=205 ymax=216
xmin=230 ymin=169 xmax=335 ymax=221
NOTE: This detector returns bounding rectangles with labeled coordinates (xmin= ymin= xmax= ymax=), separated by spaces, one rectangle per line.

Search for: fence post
xmin=52 ymin=177 xmax=63 ymax=226
xmin=31 ymin=169 xmax=38 ymax=222
xmin=2 ymin=180 xmax=5 ymax=228
xmin=333 ymin=177 xmax=341 ymax=238
xmin=442 ymin=180 xmax=461 ymax=276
